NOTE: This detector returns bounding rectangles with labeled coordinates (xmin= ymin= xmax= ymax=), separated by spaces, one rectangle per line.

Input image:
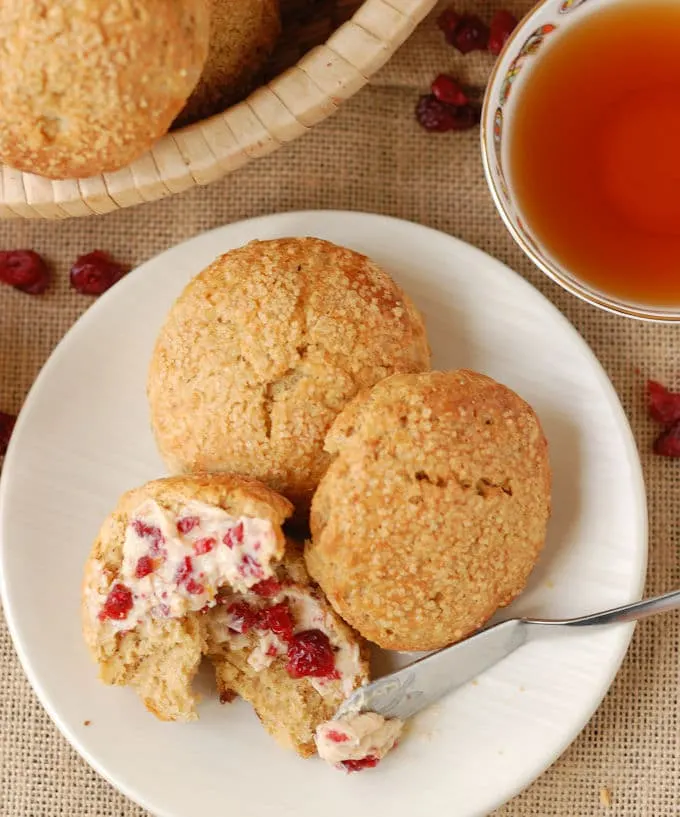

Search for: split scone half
xmin=82 ymin=474 xmax=368 ymax=756
xmin=205 ymin=546 xmax=370 ymax=757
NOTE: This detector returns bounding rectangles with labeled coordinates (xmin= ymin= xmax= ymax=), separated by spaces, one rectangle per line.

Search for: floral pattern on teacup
xmin=499 ymin=25 xmax=557 ymax=106
xmin=559 ymin=0 xmax=593 ymax=13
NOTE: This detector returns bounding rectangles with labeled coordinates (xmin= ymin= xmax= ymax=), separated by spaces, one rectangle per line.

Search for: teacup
xmin=481 ymin=0 xmax=680 ymax=321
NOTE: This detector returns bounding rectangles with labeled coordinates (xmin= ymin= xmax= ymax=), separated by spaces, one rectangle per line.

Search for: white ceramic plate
xmin=0 ymin=212 xmax=647 ymax=817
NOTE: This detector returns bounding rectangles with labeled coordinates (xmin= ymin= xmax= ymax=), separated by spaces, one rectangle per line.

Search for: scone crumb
xmin=83 ymin=720 xmax=91 ymax=726
xmin=600 ymin=787 xmax=613 ymax=808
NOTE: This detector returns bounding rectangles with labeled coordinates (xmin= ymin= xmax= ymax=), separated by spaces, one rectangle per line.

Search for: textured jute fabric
xmin=1 ymin=2 xmax=679 ymax=815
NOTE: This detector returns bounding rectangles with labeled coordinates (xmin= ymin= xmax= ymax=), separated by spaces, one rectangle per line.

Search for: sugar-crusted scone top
xmin=175 ymin=0 xmax=281 ymax=127
xmin=147 ymin=238 xmax=431 ymax=514
xmin=0 ymin=0 xmax=210 ymax=179
xmin=306 ymin=370 xmax=552 ymax=652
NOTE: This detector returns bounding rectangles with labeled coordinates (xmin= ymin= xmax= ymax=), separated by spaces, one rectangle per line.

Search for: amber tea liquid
xmin=509 ymin=1 xmax=680 ymax=306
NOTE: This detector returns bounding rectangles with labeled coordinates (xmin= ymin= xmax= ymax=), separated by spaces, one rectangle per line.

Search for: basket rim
xmin=0 ymin=0 xmax=437 ymax=219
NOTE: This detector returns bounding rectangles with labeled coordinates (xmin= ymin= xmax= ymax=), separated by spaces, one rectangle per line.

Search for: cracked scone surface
xmin=175 ymin=0 xmax=281 ymax=127
xmin=306 ymin=370 xmax=552 ymax=651
xmin=148 ymin=238 xmax=431 ymax=515
xmin=0 ymin=0 xmax=210 ymax=179
xmin=81 ymin=473 xmax=291 ymax=722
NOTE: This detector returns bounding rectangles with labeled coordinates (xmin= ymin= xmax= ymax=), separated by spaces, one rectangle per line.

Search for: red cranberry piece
xmin=251 ymin=577 xmax=282 ymax=597
xmin=226 ymin=601 xmax=258 ymax=633
xmin=98 ymin=583 xmax=133 ymax=621
xmin=132 ymin=520 xmax=165 ymax=557
xmin=326 ymin=730 xmax=350 ymax=743
xmin=341 ymin=756 xmax=380 ymax=772
xmin=0 ymin=412 xmax=16 ymax=456
xmin=238 ymin=552 xmax=264 ymax=580
xmin=0 ymin=250 xmax=50 ymax=294
xmin=70 ymin=250 xmax=124 ymax=296
xmin=431 ymin=74 xmax=469 ymax=106
xmin=193 ymin=537 xmax=215 ymax=555
xmin=489 ymin=9 xmax=518 ymax=56
xmin=647 ymin=380 xmax=680 ymax=425
xmin=441 ymin=13 xmax=489 ymax=53
xmin=416 ymin=95 xmax=457 ymax=132
xmin=266 ymin=644 xmax=279 ymax=657
xmin=219 ymin=689 xmax=237 ymax=704
xmin=653 ymin=421 xmax=680 ymax=457
xmin=224 ymin=521 xmax=244 ymax=549
xmin=134 ymin=555 xmax=154 ymax=579
xmin=185 ymin=578 xmax=205 ymax=595
xmin=175 ymin=555 xmax=193 ymax=585
xmin=416 ymin=95 xmax=480 ymax=133
xmin=437 ymin=7 xmax=461 ymax=38
xmin=177 ymin=516 xmax=199 ymax=535
xmin=257 ymin=601 xmax=295 ymax=642
xmin=286 ymin=629 xmax=336 ymax=678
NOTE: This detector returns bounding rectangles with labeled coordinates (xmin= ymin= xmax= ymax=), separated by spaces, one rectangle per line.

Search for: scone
xmin=148 ymin=238 xmax=431 ymax=518
xmin=81 ymin=474 xmax=292 ymax=721
xmin=306 ymin=370 xmax=552 ymax=651
xmin=0 ymin=0 xmax=210 ymax=179
xmin=175 ymin=0 xmax=281 ymax=127
xmin=205 ymin=546 xmax=370 ymax=757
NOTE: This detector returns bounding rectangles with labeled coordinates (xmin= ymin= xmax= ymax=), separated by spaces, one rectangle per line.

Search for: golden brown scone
xmin=205 ymin=546 xmax=370 ymax=757
xmin=148 ymin=238 xmax=431 ymax=518
xmin=306 ymin=370 xmax=552 ymax=651
xmin=175 ymin=0 xmax=281 ymax=127
xmin=82 ymin=474 xmax=292 ymax=721
xmin=0 ymin=0 xmax=210 ymax=179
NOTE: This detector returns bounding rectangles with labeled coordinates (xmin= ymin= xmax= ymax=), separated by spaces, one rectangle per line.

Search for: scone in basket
xmin=0 ymin=0 xmax=436 ymax=219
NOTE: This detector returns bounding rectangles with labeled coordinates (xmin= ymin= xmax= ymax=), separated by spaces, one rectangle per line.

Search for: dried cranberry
xmin=185 ymin=578 xmax=205 ymax=595
xmin=416 ymin=95 xmax=456 ymax=132
xmin=175 ymin=555 xmax=193 ymax=585
xmin=431 ymin=74 xmax=469 ymax=106
xmin=193 ymin=537 xmax=215 ymax=555
xmin=257 ymin=601 xmax=295 ymax=642
xmin=341 ymin=756 xmax=380 ymax=772
xmin=647 ymin=380 xmax=680 ymax=425
xmin=132 ymin=520 xmax=165 ymax=556
xmin=286 ymin=629 xmax=336 ymax=678
xmin=489 ymin=9 xmax=518 ymax=56
xmin=219 ymin=689 xmax=237 ymax=704
xmin=69 ymin=250 xmax=124 ymax=296
xmin=0 ymin=412 xmax=16 ymax=456
xmin=238 ymin=552 xmax=264 ymax=580
xmin=326 ymin=730 xmax=350 ymax=743
xmin=251 ymin=577 xmax=282 ymax=597
xmin=177 ymin=516 xmax=199 ymax=535
xmin=223 ymin=521 xmax=244 ymax=549
xmin=437 ymin=8 xmax=461 ymax=38
xmin=226 ymin=601 xmax=258 ymax=633
xmin=98 ymin=583 xmax=133 ymax=621
xmin=0 ymin=250 xmax=49 ymax=294
xmin=134 ymin=556 xmax=154 ymax=579
xmin=443 ymin=13 xmax=489 ymax=53
xmin=653 ymin=421 xmax=680 ymax=457
xmin=416 ymin=95 xmax=479 ymax=133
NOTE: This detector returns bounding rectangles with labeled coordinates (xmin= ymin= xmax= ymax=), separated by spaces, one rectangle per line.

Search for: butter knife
xmin=335 ymin=589 xmax=680 ymax=721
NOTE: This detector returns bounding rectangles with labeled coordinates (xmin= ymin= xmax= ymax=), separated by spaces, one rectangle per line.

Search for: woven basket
xmin=0 ymin=0 xmax=436 ymax=220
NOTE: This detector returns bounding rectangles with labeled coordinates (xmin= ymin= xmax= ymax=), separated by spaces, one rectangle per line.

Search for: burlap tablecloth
xmin=1 ymin=3 xmax=679 ymax=814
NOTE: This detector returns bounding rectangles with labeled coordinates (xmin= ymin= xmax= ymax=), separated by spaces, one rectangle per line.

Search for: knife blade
xmin=335 ymin=619 xmax=527 ymax=721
